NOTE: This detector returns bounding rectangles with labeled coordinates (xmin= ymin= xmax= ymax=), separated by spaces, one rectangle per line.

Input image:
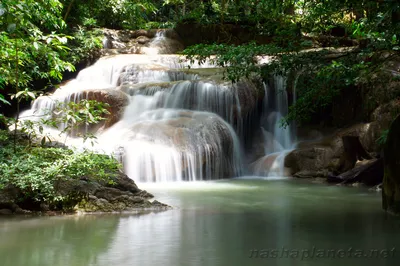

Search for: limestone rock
xmin=285 ymin=146 xmax=336 ymax=178
xmin=131 ymin=29 xmax=150 ymax=38
xmin=0 ymin=170 xmax=168 ymax=214
xmin=137 ymin=36 xmax=150 ymax=45
xmin=79 ymin=195 xmax=114 ymax=212
xmin=246 ymin=127 xmax=267 ymax=164
xmin=109 ymin=172 xmax=141 ymax=193
xmin=327 ymin=158 xmax=383 ymax=186
xmin=94 ymin=187 xmax=134 ymax=202
xmin=364 ymin=99 xmax=400 ymax=152
xmin=69 ymin=89 xmax=129 ymax=129
xmin=101 ymin=28 xmax=185 ymax=55
xmin=285 ymin=123 xmax=382 ymax=178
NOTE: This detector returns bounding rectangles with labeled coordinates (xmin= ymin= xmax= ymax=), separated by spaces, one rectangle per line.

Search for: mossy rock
xmin=382 ymin=114 xmax=400 ymax=214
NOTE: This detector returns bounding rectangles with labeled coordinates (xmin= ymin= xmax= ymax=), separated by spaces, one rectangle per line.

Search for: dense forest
xmin=2 ymin=0 xmax=400 ymax=125
xmin=1 ymin=0 xmax=400 ymax=214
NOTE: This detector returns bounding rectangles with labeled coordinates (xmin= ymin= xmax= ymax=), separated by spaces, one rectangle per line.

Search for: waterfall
xmin=251 ymin=75 xmax=296 ymax=177
xmin=20 ymin=31 xmax=297 ymax=182
xmin=262 ymin=76 xmax=294 ymax=153
xmin=142 ymin=30 xmax=184 ymax=55
xmin=115 ymin=110 xmax=243 ymax=182
xmin=21 ymin=54 xmax=251 ymax=182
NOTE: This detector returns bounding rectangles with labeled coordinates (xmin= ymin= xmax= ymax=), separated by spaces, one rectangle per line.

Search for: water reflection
xmin=1 ymin=180 xmax=399 ymax=266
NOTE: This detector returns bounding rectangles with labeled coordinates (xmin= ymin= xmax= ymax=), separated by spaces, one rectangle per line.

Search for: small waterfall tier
xmin=250 ymin=76 xmax=296 ymax=177
xmin=106 ymin=109 xmax=243 ymax=182
xmin=22 ymin=53 xmax=260 ymax=182
xmin=21 ymin=31 xmax=297 ymax=182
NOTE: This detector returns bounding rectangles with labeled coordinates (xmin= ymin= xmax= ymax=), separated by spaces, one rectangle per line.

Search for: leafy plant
xmin=21 ymin=99 xmax=110 ymax=146
xmin=66 ymin=27 xmax=103 ymax=64
xmin=0 ymin=130 xmax=121 ymax=208
xmin=377 ymin=129 xmax=389 ymax=146
xmin=53 ymin=99 xmax=111 ymax=144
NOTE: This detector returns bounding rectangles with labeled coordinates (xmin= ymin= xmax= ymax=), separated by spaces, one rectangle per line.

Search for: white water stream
xmin=20 ymin=32 xmax=296 ymax=182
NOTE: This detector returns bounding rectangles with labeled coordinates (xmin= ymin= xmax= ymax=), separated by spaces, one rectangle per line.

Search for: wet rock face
xmin=67 ymin=172 xmax=169 ymax=212
xmin=122 ymin=109 xmax=242 ymax=182
xmin=69 ymin=89 xmax=129 ymax=129
xmin=117 ymin=75 xmax=261 ymax=139
xmin=285 ymin=146 xmax=335 ymax=178
xmin=360 ymin=99 xmax=400 ymax=152
xmin=0 ymin=171 xmax=169 ymax=214
xmin=137 ymin=36 xmax=150 ymax=45
xmin=101 ymin=28 xmax=185 ymax=55
xmin=382 ymin=115 xmax=400 ymax=215
xmin=284 ymin=123 xmax=374 ymax=178
xmin=246 ymin=127 xmax=267 ymax=164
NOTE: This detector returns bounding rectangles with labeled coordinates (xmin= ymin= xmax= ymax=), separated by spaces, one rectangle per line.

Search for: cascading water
xmin=251 ymin=75 xmax=296 ymax=177
xmin=142 ymin=30 xmax=184 ymax=55
xmin=262 ymin=76 xmax=295 ymax=153
xmin=103 ymin=109 xmax=243 ymax=182
xmin=21 ymin=49 xmax=254 ymax=182
xmin=20 ymin=32 xmax=296 ymax=182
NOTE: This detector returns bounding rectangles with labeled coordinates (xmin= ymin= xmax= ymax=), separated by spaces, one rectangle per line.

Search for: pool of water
xmin=0 ymin=178 xmax=398 ymax=266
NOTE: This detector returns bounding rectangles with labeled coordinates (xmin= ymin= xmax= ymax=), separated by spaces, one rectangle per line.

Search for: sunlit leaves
xmin=183 ymin=42 xmax=292 ymax=82
xmin=10 ymin=88 xmax=37 ymax=101
xmin=52 ymin=99 xmax=111 ymax=142
xmin=0 ymin=94 xmax=10 ymax=106
xmin=0 ymin=0 xmax=74 ymax=94
xmin=0 ymin=133 xmax=120 ymax=207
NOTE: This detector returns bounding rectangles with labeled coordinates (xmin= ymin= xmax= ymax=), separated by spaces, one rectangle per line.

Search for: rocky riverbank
xmin=0 ymin=170 xmax=170 ymax=216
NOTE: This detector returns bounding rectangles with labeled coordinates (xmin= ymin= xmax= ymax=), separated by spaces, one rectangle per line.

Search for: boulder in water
xmin=284 ymin=123 xmax=378 ymax=178
xmin=285 ymin=146 xmax=334 ymax=178
xmin=69 ymin=89 xmax=129 ymax=129
xmin=136 ymin=36 xmax=151 ymax=45
xmin=121 ymin=109 xmax=242 ymax=182
xmin=327 ymin=158 xmax=383 ymax=186
xmin=250 ymin=153 xmax=290 ymax=176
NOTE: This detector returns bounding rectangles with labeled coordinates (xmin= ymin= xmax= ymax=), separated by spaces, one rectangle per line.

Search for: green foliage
xmin=0 ymin=0 xmax=75 ymax=89
xmin=0 ymin=130 xmax=121 ymax=208
xmin=377 ymin=129 xmax=389 ymax=146
xmin=53 ymin=99 xmax=111 ymax=139
xmin=269 ymin=51 xmax=375 ymax=126
xmin=0 ymin=94 xmax=10 ymax=106
xmin=181 ymin=0 xmax=400 ymax=127
xmin=66 ymin=27 xmax=103 ymax=64
xmin=61 ymin=151 xmax=120 ymax=180
xmin=183 ymin=41 xmax=396 ymax=126
xmin=63 ymin=0 xmax=158 ymax=29
xmin=11 ymin=99 xmax=111 ymax=147
xmin=183 ymin=43 xmax=290 ymax=82
xmin=143 ymin=21 xmax=176 ymax=30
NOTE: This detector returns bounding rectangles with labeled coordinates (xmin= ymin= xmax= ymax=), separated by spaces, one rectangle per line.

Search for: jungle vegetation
xmin=0 ymin=1 xmax=399 ymax=209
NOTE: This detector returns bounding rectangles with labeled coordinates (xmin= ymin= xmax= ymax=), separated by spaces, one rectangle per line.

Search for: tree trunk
xmin=284 ymin=1 xmax=295 ymax=15
xmin=383 ymin=115 xmax=400 ymax=215
xmin=392 ymin=9 xmax=400 ymax=24
xmin=63 ymin=0 xmax=75 ymax=22
xmin=221 ymin=0 xmax=226 ymax=24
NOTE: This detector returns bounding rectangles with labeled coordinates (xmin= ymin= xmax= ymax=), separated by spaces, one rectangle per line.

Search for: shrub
xmin=0 ymin=130 xmax=121 ymax=210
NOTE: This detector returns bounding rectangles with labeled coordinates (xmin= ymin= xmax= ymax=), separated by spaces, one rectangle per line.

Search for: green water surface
xmin=0 ymin=178 xmax=398 ymax=266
